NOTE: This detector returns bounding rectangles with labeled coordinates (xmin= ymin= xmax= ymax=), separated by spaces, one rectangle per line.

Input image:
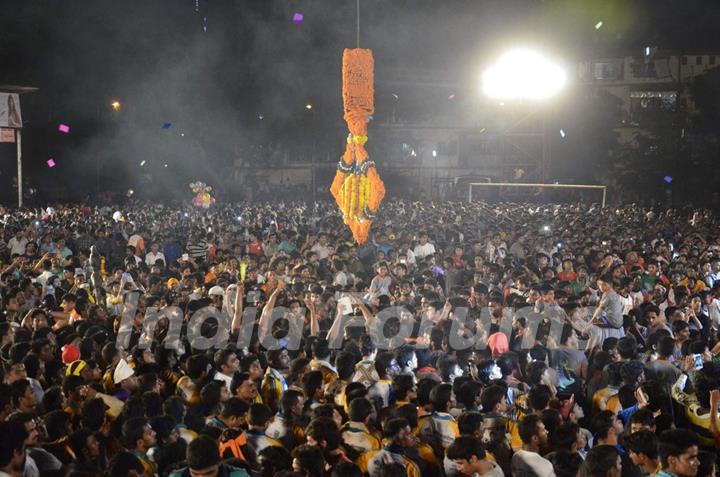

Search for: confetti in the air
xmin=47 ymin=159 xmax=56 ymax=168
xmin=162 ymin=123 xmax=172 ymax=129
xmin=140 ymin=160 xmax=146 ymax=167
xmin=664 ymin=176 xmax=673 ymax=184
xmin=293 ymin=13 xmax=303 ymax=24
xmin=595 ymin=21 xmax=603 ymax=30
xmin=448 ymin=94 xmax=455 ymax=100
xmin=127 ymin=189 xmax=134 ymax=197
xmin=392 ymin=93 xmax=399 ymax=99
xmin=560 ymin=129 xmax=566 ymax=138
xmin=58 ymin=124 xmax=70 ymax=134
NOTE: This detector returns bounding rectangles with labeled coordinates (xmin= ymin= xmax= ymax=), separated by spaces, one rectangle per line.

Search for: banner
xmin=0 ymin=93 xmax=22 ymax=128
xmin=0 ymin=128 xmax=15 ymax=143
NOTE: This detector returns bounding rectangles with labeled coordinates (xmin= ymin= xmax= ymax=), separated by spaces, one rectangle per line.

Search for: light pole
xmin=0 ymin=85 xmax=38 ymax=208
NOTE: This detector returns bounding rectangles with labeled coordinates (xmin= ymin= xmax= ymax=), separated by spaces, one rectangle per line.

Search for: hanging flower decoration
xmin=330 ymin=48 xmax=385 ymax=244
xmin=190 ymin=181 xmax=216 ymax=209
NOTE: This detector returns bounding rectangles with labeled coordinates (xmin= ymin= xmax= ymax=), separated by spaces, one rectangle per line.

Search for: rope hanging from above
xmin=330 ymin=48 xmax=385 ymax=244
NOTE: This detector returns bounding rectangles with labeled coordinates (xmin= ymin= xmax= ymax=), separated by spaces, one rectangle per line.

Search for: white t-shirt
xmin=8 ymin=236 xmax=28 ymax=256
xmin=311 ymin=243 xmax=331 ymax=260
xmin=145 ymin=251 xmax=166 ymax=266
xmin=512 ymin=449 xmax=555 ymax=477
xmin=414 ymin=242 xmax=436 ymax=259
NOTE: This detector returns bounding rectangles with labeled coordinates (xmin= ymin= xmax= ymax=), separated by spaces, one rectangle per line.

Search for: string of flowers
xmin=330 ymin=48 xmax=385 ymax=244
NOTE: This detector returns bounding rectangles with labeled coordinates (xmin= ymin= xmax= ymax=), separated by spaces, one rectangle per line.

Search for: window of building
xmin=681 ymin=56 xmax=687 ymax=65
xmin=696 ymin=56 xmax=703 ymax=65
xmin=710 ymin=56 xmax=716 ymax=65
xmin=592 ymin=62 xmax=619 ymax=80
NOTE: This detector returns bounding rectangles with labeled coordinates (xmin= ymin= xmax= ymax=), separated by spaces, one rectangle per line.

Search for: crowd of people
xmin=0 ymin=199 xmax=719 ymax=477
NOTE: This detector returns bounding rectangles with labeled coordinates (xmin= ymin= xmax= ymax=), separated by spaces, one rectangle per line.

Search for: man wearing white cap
xmin=208 ymin=285 xmax=225 ymax=310
xmin=113 ymin=359 xmax=138 ymax=402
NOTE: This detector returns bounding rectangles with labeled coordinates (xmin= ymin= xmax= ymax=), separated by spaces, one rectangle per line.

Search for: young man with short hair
xmin=358 ymin=417 xmax=421 ymax=477
xmin=213 ymin=348 xmax=239 ymax=393
xmin=511 ymin=414 xmax=554 ymax=477
xmin=625 ymin=430 xmax=661 ymax=476
xmin=657 ymin=429 xmax=700 ymax=477
xmin=170 ymin=435 xmax=250 ymax=477
xmin=447 ymin=435 xmax=504 ymax=477
xmin=121 ymin=417 xmax=157 ymax=476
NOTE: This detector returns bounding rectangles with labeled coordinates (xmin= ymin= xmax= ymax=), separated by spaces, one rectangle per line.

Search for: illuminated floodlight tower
xmin=481 ymin=48 xmax=567 ymax=184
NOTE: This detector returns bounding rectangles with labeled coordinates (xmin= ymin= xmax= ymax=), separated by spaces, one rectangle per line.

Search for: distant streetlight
xmin=111 ymin=100 xmax=121 ymax=111
xmin=482 ymin=49 xmax=567 ymax=101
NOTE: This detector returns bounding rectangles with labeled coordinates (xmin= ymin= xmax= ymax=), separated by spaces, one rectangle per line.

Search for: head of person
xmin=348 ymin=397 xmax=375 ymax=424
xmin=281 ymin=389 xmax=306 ymax=419
xmin=230 ymin=371 xmax=257 ymax=402
xmin=214 ymin=348 xmax=239 ymax=376
xmin=549 ymin=451 xmax=585 ymax=477
xmin=186 ymin=435 xmax=223 ymax=477
xmin=383 ymin=417 xmax=416 ymax=448
xmin=580 ymin=445 xmax=622 ymax=477
xmin=122 ymin=417 xmax=157 ymax=452
xmin=107 ymin=451 xmax=146 ymax=477
xmin=625 ymin=430 xmax=659 ymax=469
xmin=220 ymin=398 xmax=250 ymax=428
xmin=592 ymin=410 xmax=624 ymax=445
xmin=248 ymin=403 xmax=274 ymax=431
xmin=518 ymin=414 xmax=548 ymax=448
xmin=629 ymin=408 xmax=657 ymax=434
xmin=266 ymin=348 xmax=290 ymax=370
xmin=658 ymin=429 xmax=700 ymax=477
xmin=446 ymin=435 xmax=494 ymax=476
xmin=292 ymin=444 xmax=326 ymax=477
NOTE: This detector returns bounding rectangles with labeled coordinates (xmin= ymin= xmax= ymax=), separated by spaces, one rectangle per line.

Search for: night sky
xmin=1 ymin=0 xmax=719 ymax=203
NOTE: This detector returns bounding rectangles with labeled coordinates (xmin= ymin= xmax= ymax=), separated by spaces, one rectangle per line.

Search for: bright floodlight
xmin=482 ymin=49 xmax=567 ymax=101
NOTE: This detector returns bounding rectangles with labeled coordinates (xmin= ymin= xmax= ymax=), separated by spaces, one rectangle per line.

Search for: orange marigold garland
xmin=330 ymin=48 xmax=385 ymax=244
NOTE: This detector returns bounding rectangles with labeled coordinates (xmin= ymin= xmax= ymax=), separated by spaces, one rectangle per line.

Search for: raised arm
xmin=258 ymin=282 xmax=283 ymax=340
xmin=231 ymin=283 xmax=245 ymax=332
xmin=304 ymin=299 xmax=319 ymax=337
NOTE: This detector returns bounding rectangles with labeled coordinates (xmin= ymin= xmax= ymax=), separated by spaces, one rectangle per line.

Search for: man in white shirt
xmin=511 ymin=415 xmax=555 ymax=477
xmin=447 ymin=435 xmax=505 ymax=477
xmin=704 ymin=291 xmax=720 ymax=330
xmin=213 ymin=349 xmax=239 ymax=392
xmin=8 ymin=230 xmax=28 ymax=257
xmin=145 ymin=242 xmax=166 ymax=267
xmin=413 ymin=233 xmax=436 ymax=260
xmin=310 ymin=233 xmax=331 ymax=261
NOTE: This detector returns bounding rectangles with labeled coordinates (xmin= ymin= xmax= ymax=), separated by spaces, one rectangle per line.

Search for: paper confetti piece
xmin=448 ymin=94 xmax=455 ymax=100
xmin=47 ymin=159 xmax=56 ymax=168
xmin=162 ymin=123 xmax=172 ymax=129
xmin=595 ymin=21 xmax=603 ymax=30
xmin=559 ymin=129 xmax=566 ymax=138
xmin=663 ymin=176 xmax=673 ymax=184
xmin=392 ymin=93 xmax=399 ymax=99
xmin=58 ymin=124 xmax=70 ymax=134
xmin=293 ymin=13 xmax=303 ymax=24
xmin=140 ymin=160 xmax=146 ymax=166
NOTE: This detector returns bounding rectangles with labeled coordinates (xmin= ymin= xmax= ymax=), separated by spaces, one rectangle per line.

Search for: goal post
xmin=468 ymin=182 xmax=607 ymax=208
